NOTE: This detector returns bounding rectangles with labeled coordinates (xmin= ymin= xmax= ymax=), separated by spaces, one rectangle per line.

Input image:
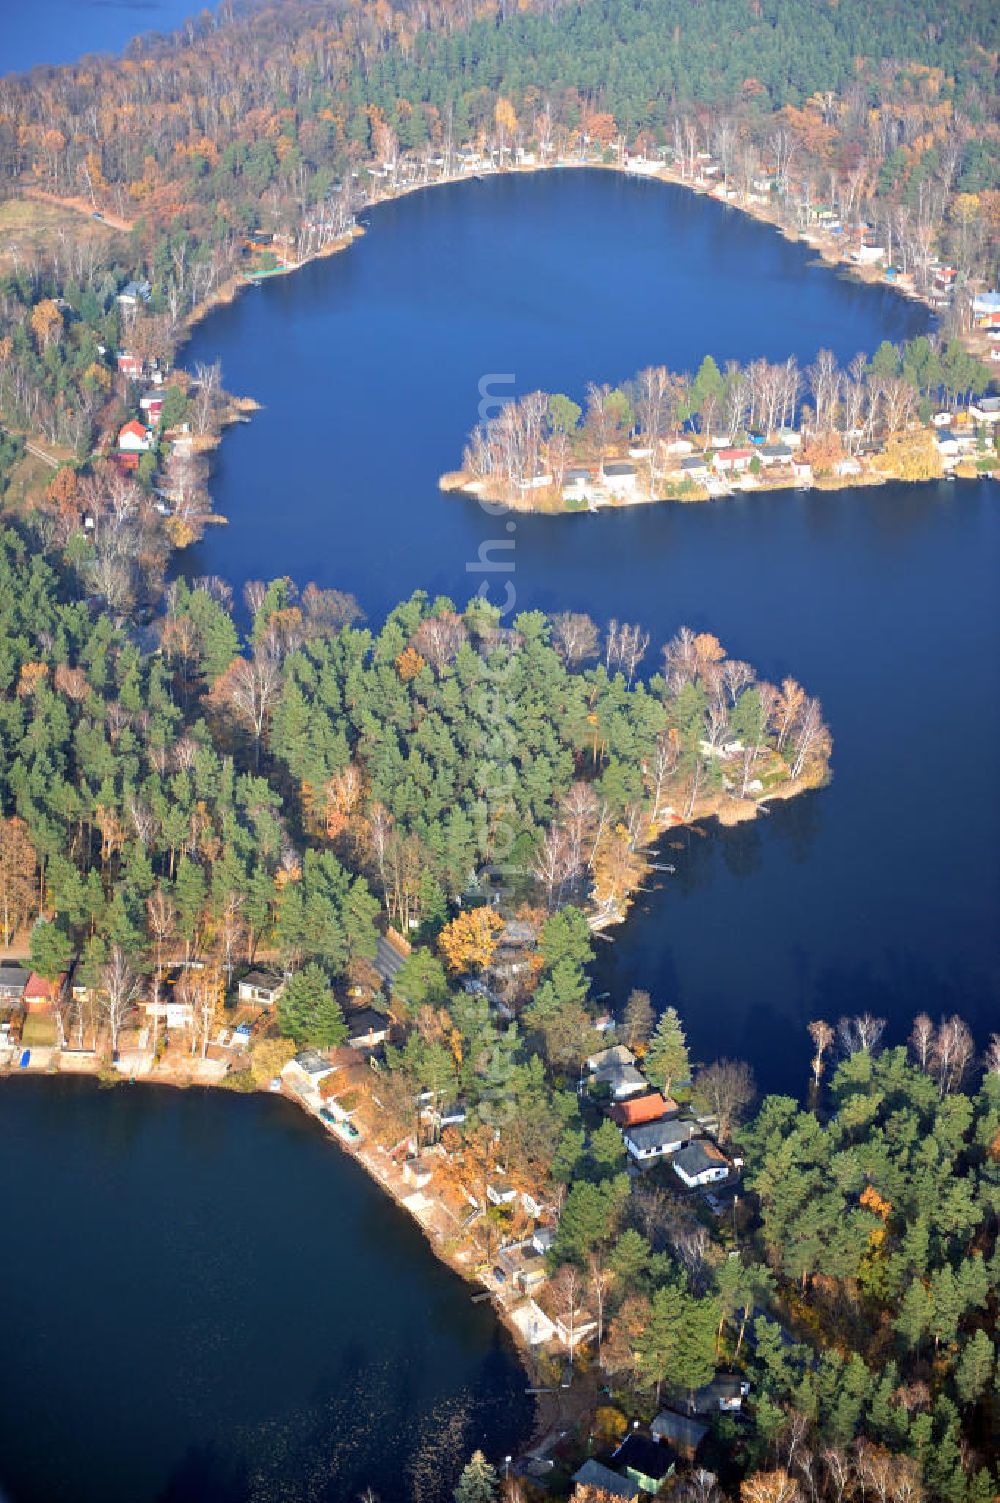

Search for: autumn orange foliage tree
xmin=438 ymin=907 xmax=504 ymax=974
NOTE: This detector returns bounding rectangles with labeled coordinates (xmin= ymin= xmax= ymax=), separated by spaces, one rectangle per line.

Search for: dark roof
xmin=685 ymin=1372 xmax=750 ymax=1412
xmin=347 ymin=1006 xmax=390 ymax=1038
xmin=673 ymin=1139 xmax=730 ymax=1177
xmin=0 ymin=966 xmax=30 ymax=995
xmin=760 ymin=443 xmax=792 ymax=458
xmin=571 ymin=1460 xmax=640 ymax=1500
xmin=652 ymin=1409 xmax=709 ymax=1451
xmin=613 ymin=1432 xmax=676 ymax=1480
xmin=604 ymin=461 xmax=637 ymax=476
xmin=437 ymin=1101 xmax=467 ymax=1123
xmin=240 ymin=969 xmax=283 ymax=991
xmin=625 ymin=1119 xmax=693 ymax=1151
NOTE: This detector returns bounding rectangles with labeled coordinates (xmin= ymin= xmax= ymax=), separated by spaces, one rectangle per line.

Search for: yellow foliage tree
xmin=880 ymin=430 xmax=942 ymax=482
xmin=30 ymin=299 xmax=63 ymax=350
xmin=16 ymin=662 xmax=49 ymax=697
xmin=249 ymin=1036 xmax=296 ymax=1085
xmin=438 ymin=907 xmax=504 ymax=974
xmin=495 ymin=96 xmax=518 ymax=141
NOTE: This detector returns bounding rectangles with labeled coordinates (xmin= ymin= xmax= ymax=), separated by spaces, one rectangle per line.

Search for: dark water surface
xmin=0 ymin=1077 xmax=532 ymax=1503
xmin=3 ymin=0 xmax=218 ymax=74
xmin=182 ymin=171 xmax=999 ymax=1088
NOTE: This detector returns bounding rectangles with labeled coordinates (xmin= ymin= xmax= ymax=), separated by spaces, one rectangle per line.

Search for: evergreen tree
xmin=453 ymin=1451 xmax=499 ymax=1503
xmin=645 ymin=1005 xmax=690 ymax=1097
xmin=277 ymin=963 xmax=347 ymax=1048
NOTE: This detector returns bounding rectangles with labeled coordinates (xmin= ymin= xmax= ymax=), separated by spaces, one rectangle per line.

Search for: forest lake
xmin=2 ymin=168 xmax=997 ymax=1503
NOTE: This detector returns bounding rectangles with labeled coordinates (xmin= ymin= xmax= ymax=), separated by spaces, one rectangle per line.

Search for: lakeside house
xmin=140 ymin=393 xmax=164 ymax=426
xmin=651 ymin=1409 xmax=709 ymax=1459
xmin=969 ymin=395 xmax=1000 ymax=425
xmin=972 ymin=291 xmax=1000 ymax=330
xmin=623 ymin=1118 xmax=695 ymax=1163
xmin=553 ymin=1304 xmax=598 ymax=1350
xmin=612 ymin=1091 xmax=677 ymax=1128
xmin=0 ymin=967 xmax=30 ymax=1007
xmin=587 ymin=1043 xmax=635 ymax=1072
xmin=598 ymin=1063 xmax=650 ymax=1101
xmin=345 ymin=1006 xmax=391 ymax=1050
xmin=759 ymin=441 xmax=793 ymax=467
xmin=680 ymin=455 xmax=710 ymax=482
xmin=282 ymin=1049 xmax=338 ymax=1094
xmin=116 ymin=352 xmax=144 ymax=379
xmin=237 ymin=970 xmax=285 ymax=1008
xmin=143 ymin=994 xmax=194 ymax=1030
xmin=602 ymin=461 xmax=639 ymax=496
xmin=117 ymin=279 xmax=152 ymax=307
xmin=713 ymin=447 xmax=753 ymax=475
xmin=118 ymin=419 xmax=152 ymax=453
xmin=517 ymin=469 xmax=553 ymax=494
xmin=673 ymin=1139 xmax=732 ymax=1187
xmin=23 ymin=972 xmax=66 ymax=1013
xmin=486 ymin=1179 xmax=519 ymax=1207
xmin=563 ymin=466 xmax=594 ymax=502
xmin=495 ymin=1238 xmax=548 ymax=1292
xmin=571 ymin=1460 xmax=641 ymax=1500
xmin=532 ymin=1225 xmax=555 ymax=1256
xmin=854 ymin=243 xmax=886 ymax=265
xmin=613 ymin=1432 xmax=677 ymax=1492
xmin=688 ymin=1373 xmax=751 ymax=1414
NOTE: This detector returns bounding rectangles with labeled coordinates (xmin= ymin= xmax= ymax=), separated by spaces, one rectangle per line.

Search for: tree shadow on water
xmin=157 ymin=1445 xmax=251 ymax=1503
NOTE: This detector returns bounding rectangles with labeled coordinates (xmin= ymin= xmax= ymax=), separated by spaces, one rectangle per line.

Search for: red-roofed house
xmin=24 ymin=972 xmax=66 ymax=1013
xmin=116 ymin=353 xmax=144 ymax=379
xmin=713 ymin=447 xmax=753 ymax=474
xmin=140 ymin=394 xmax=164 ymax=425
xmin=612 ymin=1091 xmax=678 ymax=1128
xmin=118 ymin=420 xmax=151 ymax=453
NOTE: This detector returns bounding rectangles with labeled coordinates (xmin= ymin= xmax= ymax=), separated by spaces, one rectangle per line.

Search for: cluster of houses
xmin=0 ymin=953 xmax=393 ymax=1079
xmin=555 ymin=428 xmax=814 ymax=509
xmin=571 ymin=1375 xmax=751 ymax=1500
xmin=932 ymin=397 xmax=1000 ymax=468
xmin=112 ymin=351 xmax=168 ymax=474
xmin=584 ymin=1042 xmax=739 ymax=1191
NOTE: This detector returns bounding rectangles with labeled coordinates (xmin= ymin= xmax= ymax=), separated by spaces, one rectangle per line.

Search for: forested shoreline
xmin=1 ymin=2 xmax=998 ymax=1499
xmin=1 ymin=516 xmax=998 ymax=1503
xmin=0 ymin=0 xmax=998 ymax=478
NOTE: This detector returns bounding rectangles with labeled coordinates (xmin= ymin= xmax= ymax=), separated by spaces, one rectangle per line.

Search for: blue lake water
xmin=0 ymin=1077 xmax=533 ymax=1503
xmin=2 ymin=0 xmax=218 ymax=74
xmin=183 ymin=170 xmax=1000 ymax=1091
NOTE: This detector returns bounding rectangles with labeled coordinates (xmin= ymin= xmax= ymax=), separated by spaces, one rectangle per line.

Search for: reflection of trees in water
xmin=720 ymin=822 xmax=763 ymax=882
xmin=761 ymin=787 xmax=822 ymax=865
